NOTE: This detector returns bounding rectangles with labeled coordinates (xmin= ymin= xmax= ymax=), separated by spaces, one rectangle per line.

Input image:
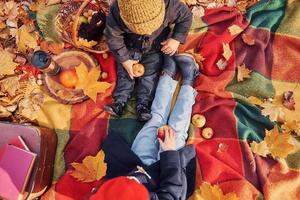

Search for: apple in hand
xmin=157 ymin=125 xmax=170 ymax=141
xmin=132 ymin=63 xmax=145 ymax=77
xmin=192 ymin=114 xmax=206 ymax=128
xmin=59 ymin=69 xmax=78 ymax=88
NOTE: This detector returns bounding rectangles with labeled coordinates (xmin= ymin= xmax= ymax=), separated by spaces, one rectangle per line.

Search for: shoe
xmin=174 ymin=54 xmax=200 ymax=86
xmin=137 ymin=104 xmax=152 ymax=122
xmin=104 ymin=102 xmax=125 ymax=117
xmin=162 ymin=55 xmax=177 ymax=78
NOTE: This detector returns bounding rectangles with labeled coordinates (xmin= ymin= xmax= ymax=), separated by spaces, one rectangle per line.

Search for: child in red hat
xmin=91 ymin=129 xmax=194 ymax=200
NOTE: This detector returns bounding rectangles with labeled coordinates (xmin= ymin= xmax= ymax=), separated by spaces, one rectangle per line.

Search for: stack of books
xmin=0 ymin=136 xmax=36 ymax=200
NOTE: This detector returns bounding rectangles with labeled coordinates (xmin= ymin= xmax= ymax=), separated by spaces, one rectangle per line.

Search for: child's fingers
xmin=158 ymin=138 xmax=164 ymax=147
xmin=161 ymin=40 xmax=167 ymax=45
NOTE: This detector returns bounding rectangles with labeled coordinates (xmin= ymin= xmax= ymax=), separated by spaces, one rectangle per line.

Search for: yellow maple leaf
xmin=0 ymin=50 xmax=19 ymax=75
xmin=261 ymin=102 xmax=285 ymax=122
xmin=222 ymin=43 xmax=232 ymax=61
xmin=237 ymin=63 xmax=252 ymax=82
xmin=247 ymin=96 xmax=263 ymax=106
xmin=75 ymin=62 xmax=111 ymax=102
xmin=265 ymin=128 xmax=295 ymax=159
xmin=250 ymin=141 xmax=270 ymax=157
xmin=228 ymin=25 xmax=243 ymax=35
xmin=16 ymin=25 xmax=39 ymax=53
xmin=282 ymin=120 xmax=300 ymax=136
xmin=189 ymin=182 xmax=239 ymax=200
xmin=78 ymin=38 xmax=98 ymax=48
xmin=70 ymin=150 xmax=107 ymax=183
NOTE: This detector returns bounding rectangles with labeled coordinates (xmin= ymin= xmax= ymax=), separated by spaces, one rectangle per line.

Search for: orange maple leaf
xmin=189 ymin=182 xmax=238 ymax=200
xmin=70 ymin=150 xmax=107 ymax=183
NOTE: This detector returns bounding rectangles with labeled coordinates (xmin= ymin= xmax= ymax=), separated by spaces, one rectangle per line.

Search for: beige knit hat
xmin=118 ymin=0 xmax=165 ymax=35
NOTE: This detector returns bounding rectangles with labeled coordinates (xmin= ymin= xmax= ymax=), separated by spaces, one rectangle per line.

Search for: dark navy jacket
xmin=102 ymin=134 xmax=196 ymax=200
xmin=104 ymin=0 xmax=192 ymax=63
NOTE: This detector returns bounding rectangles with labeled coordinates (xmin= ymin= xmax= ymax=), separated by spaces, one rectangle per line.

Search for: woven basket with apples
xmin=54 ymin=0 xmax=110 ymax=53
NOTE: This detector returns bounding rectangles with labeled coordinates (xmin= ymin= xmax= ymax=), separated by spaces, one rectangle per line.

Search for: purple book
xmin=0 ymin=144 xmax=36 ymax=200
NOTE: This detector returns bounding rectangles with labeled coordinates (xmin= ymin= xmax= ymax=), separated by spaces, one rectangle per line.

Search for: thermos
xmin=31 ymin=50 xmax=61 ymax=75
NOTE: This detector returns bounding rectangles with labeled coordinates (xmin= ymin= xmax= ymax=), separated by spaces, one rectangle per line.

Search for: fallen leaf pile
xmin=189 ymin=182 xmax=239 ymax=200
xmin=75 ymin=62 xmax=111 ymax=102
xmin=70 ymin=150 xmax=107 ymax=183
xmin=0 ymin=75 xmax=44 ymax=123
xmin=250 ymin=127 xmax=295 ymax=159
xmin=182 ymin=0 xmax=259 ymax=13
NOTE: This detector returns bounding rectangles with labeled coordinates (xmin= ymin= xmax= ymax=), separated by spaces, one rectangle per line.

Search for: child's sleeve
xmin=104 ymin=4 xmax=130 ymax=63
xmin=150 ymin=150 xmax=183 ymax=200
xmin=169 ymin=0 xmax=193 ymax=44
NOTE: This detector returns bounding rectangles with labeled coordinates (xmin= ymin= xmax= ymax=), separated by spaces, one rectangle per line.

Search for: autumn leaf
xmin=75 ymin=62 xmax=111 ymax=102
xmin=250 ymin=141 xmax=270 ymax=157
xmin=4 ymin=1 xmax=18 ymax=21
xmin=242 ymin=33 xmax=255 ymax=45
xmin=16 ymin=25 xmax=39 ymax=53
xmin=48 ymin=42 xmax=64 ymax=54
xmin=70 ymin=150 xmax=107 ymax=183
xmin=0 ymin=50 xmax=19 ymax=75
xmin=0 ymin=76 xmax=20 ymax=97
xmin=282 ymin=91 xmax=295 ymax=110
xmin=228 ymin=24 xmax=243 ymax=35
xmin=189 ymin=182 xmax=238 ymax=200
xmin=247 ymin=96 xmax=263 ymax=106
xmin=265 ymin=128 xmax=295 ymax=159
xmin=261 ymin=102 xmax=285 ymax=122
xmin=282 ymin=120 xmax=300 ymax=136
xmin=183 ymin=0 xmax=197 ymax=6
xmin=216 ymin=58 xmax=227 ymax=70
xmin=29 ymin=0 xmax=46 ymax=12
xmin=237 ymin=63 xmax=252 ymax=82
xmin=78 ymin=38 xmax=97 ymax=48
xmin=222 ymin=43 xmax=232 ymax=61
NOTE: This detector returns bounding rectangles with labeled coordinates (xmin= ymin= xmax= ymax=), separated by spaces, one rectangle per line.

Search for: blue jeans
xmin=131 ymin=74 xmax=198 ymax=165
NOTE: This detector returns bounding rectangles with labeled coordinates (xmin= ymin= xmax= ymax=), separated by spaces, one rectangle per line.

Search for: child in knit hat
xmin=104 ymin=0 xmax=192 ymax=122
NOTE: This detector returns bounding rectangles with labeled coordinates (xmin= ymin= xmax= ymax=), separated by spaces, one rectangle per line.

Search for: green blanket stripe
xmin=286 ymin=136 xmax=300 ymax=170
xmin=109 ymin=99 xmax=139 ymax=120
xmin=108 ymin=118 xmax=144 ymax=146
xmin=246 ymin=0 xmax=287 ymax=32
xmin=53 ymin=129 xmax=70 ymax=181
xmin=234 ymin=103 xmax=274 ymax=142
xmin=189 ymin=13 xmax=208 ymax=34
xmin=226 ymin=71 xmax=275 ymax=101
xmin=276 ymin=0 xmax=300 ymax=38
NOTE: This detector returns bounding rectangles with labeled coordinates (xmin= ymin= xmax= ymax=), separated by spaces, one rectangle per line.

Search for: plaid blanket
xmin=40 ymin=0 xmax=300 ymax=199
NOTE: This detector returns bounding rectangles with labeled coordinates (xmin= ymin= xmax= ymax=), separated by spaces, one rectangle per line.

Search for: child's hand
xmin=161 ymin=38 xmax=180 ymax=56
xmin=122 ymin=59 xmax=139 ymax=79
xmin=158 ymin=127 xmax=176 ymax=151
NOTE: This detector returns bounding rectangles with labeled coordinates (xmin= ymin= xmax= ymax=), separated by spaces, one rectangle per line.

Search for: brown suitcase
xmin=0 ymin=122 xmax=57 ymax=199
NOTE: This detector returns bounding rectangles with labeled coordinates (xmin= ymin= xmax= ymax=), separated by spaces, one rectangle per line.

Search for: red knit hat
xmin=90 ymin=176 xmax=149 ymax=200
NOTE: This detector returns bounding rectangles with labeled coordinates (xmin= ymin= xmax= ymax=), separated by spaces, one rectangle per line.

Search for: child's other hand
xmin=122 ymin=59 xmax=139 ymax=79
xmin=161 ymin=38 xmax=180 ymax=56
xmin=158 ymin=127 xmax=176 ymax=151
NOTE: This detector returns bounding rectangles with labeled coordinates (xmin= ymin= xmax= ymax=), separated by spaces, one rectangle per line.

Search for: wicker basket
xmin=55 ymin=0 xmax=110 ymax=54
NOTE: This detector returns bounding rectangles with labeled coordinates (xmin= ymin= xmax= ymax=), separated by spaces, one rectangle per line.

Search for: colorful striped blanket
xmin=40 ymin=0 xmax=300 ymax=199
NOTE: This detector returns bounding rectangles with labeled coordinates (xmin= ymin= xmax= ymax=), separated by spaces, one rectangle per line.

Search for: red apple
xmin=157 ymin=125 xmax=170 ymax=141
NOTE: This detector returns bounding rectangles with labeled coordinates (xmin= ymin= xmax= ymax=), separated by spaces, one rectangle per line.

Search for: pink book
xmin=0 ymin=136 xmax=30 ymax=160
xmin=0 ymin=144 xmax=36 ymax=200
